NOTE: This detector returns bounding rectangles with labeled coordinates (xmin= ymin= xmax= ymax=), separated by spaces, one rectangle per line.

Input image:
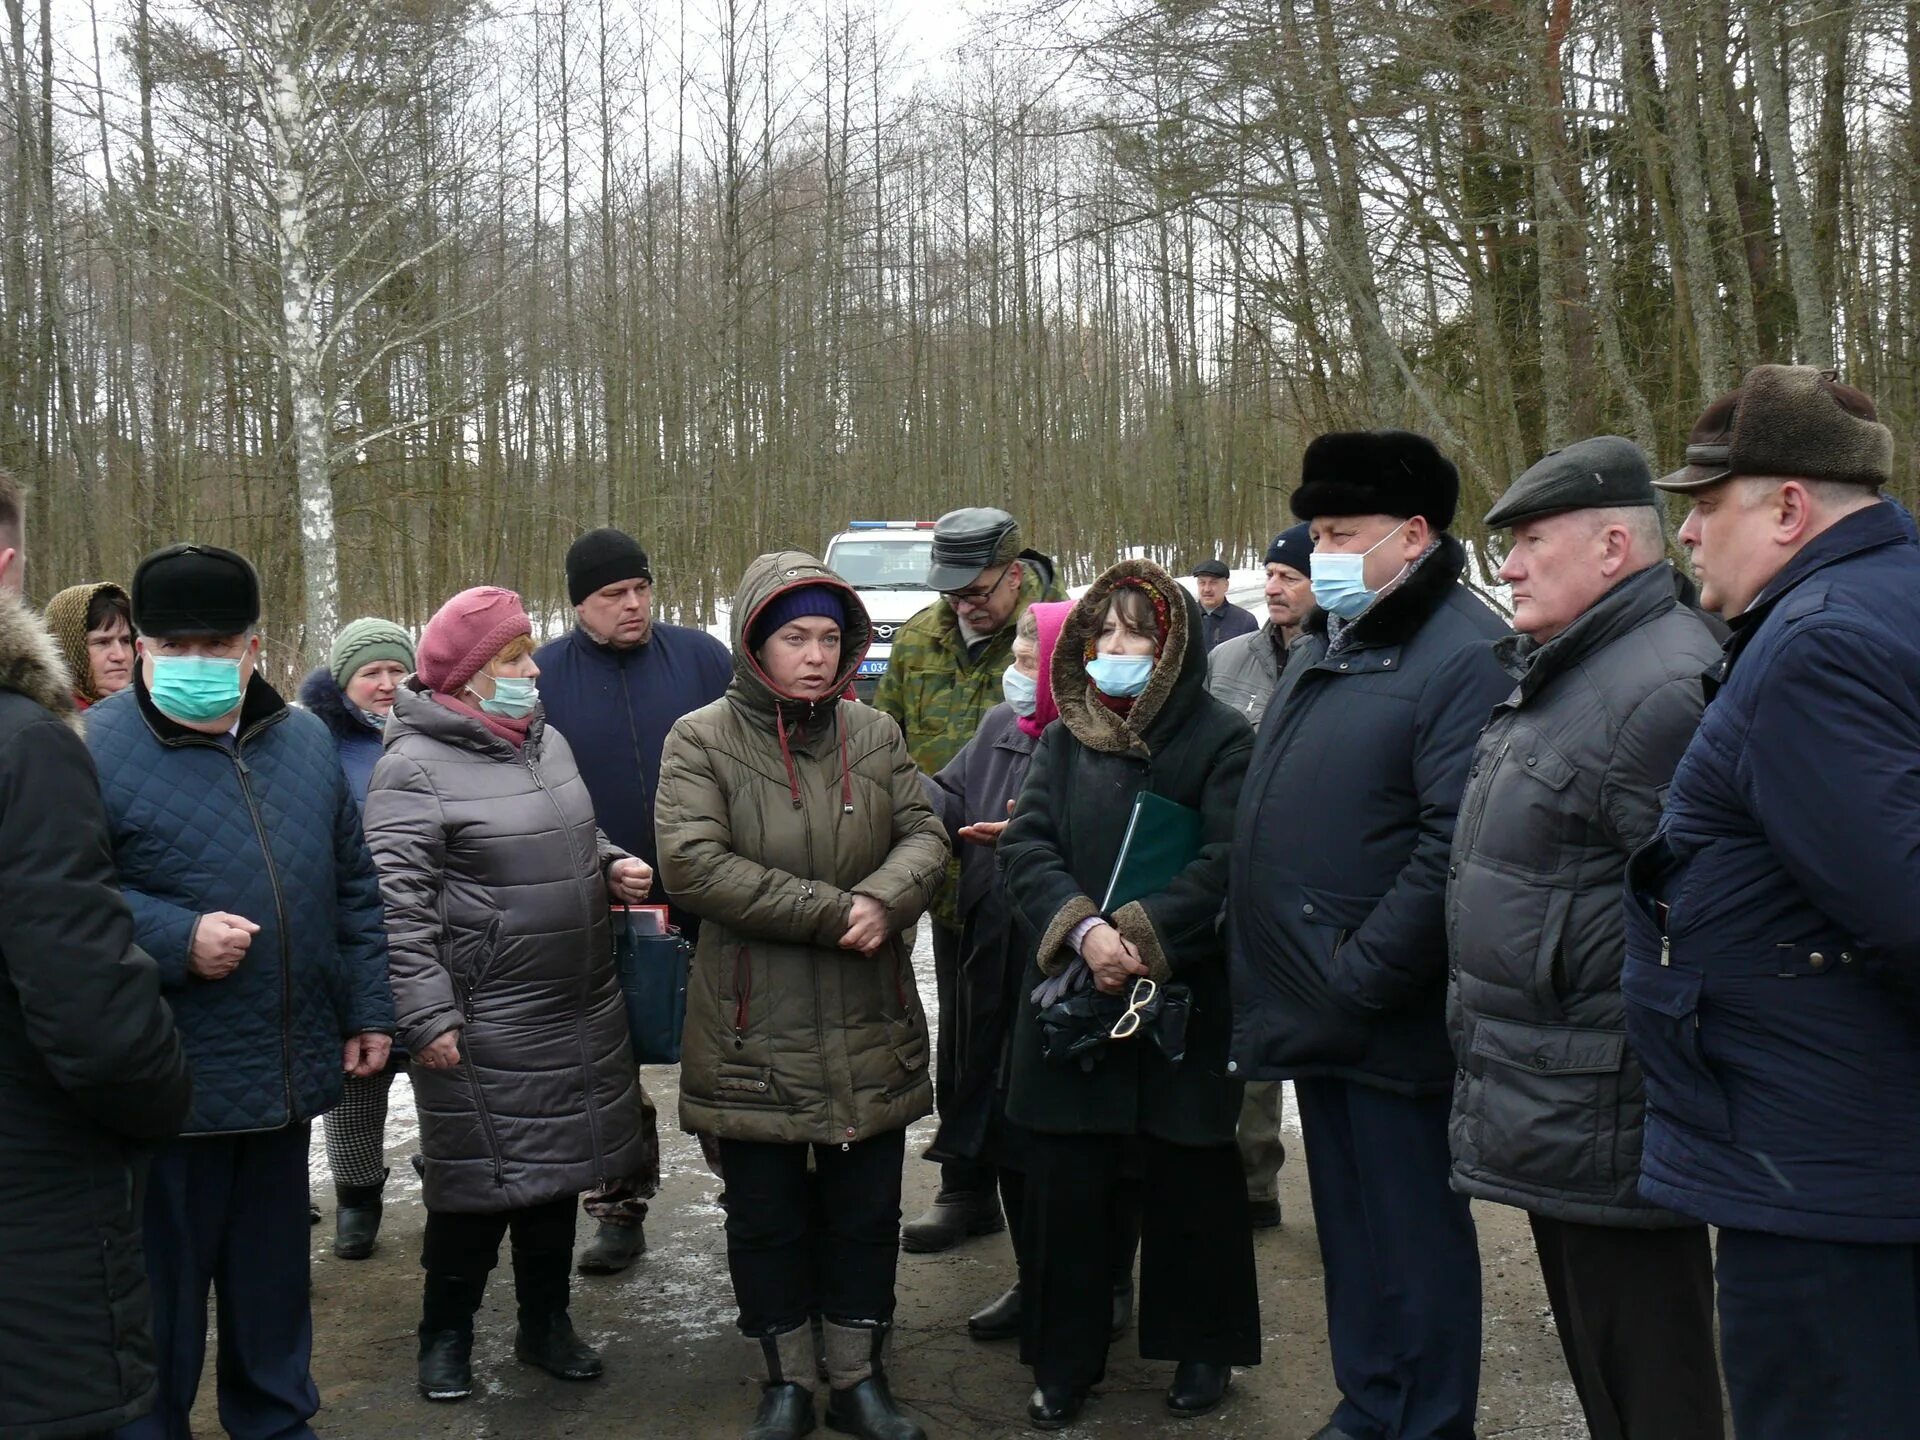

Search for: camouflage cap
xmin=1658 ymin=365 xmax=1894 ymax=493
xmin=927 ymin=507 xmax=1022 ymax=591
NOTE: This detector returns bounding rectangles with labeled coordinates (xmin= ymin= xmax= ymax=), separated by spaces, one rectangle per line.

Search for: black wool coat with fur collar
xmin=1000 ymin=559 xmax=1254 ymax=1146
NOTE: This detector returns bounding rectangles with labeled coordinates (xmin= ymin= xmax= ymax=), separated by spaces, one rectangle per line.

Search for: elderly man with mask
xmin=87 ymin=544 xmax=394 ymax=1440
xmin=1447 ymin=438 xmax=1724 ymax=1440
xmin=1624 ymin=367 xmax=1920 ymax=1440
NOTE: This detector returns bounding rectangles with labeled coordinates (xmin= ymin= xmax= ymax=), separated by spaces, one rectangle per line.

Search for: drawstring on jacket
xmin=772 ymin=702 xmax=857 ymax=817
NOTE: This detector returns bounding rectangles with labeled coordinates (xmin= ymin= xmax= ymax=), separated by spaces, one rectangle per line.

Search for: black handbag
xmin=612 ymin=909 xmax=692 ymax=1065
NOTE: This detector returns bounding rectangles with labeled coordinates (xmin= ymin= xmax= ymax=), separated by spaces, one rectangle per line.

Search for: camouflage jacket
xmin=872 ymin=552 xmax=1067 ymax=926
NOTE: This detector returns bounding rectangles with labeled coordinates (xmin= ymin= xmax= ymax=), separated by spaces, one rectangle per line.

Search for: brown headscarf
xmin=43 ymin=581 xmax=130 ymax=706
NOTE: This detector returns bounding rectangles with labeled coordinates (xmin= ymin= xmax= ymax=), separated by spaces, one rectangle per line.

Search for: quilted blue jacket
xmin=86 ymin=670 xmax=394 ymax=1136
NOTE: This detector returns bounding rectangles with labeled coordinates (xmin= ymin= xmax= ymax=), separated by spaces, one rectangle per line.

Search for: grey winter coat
xmin=1447 ymin=563 xmax=1721 ymax=1226
xmin=1206 ymin=621 xmax=1290 ymax=727
xmin=363 ymin=682 xmax=647 ymax=1213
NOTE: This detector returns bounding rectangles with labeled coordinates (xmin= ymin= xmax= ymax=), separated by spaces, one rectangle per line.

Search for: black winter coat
xmin=1446 ymin=563 xmax=1720 ymax=1226
xmin=0 ymin=595 xmax=190 ymax=1440
xmin=1002 ymin=561 xmax=1253 ymax=1146
xmin=1228 ymin=535 xmax=1511 ymax=1094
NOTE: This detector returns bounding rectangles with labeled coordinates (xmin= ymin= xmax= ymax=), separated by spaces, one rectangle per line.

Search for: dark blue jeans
xmin=115 ymin=1125 xmax=317 ymax=1440
xmin=1717 ymin=1227 xmax=1920 ymax=1440
xmin=1295 ymin=1078 xmax=1481 ymax=1440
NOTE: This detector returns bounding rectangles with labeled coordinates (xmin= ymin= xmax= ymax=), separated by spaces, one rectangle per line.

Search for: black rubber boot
xmin=899 ymin=1189 xmax=1004 ymax=1254
xmin=1166 ymin=1360 xmax=1232 ymax=1415
xmin=513 ymin=1241 xmax=603 ymax=1380
xmin=744 ymin=1324 xmax=818 ymax=1440
xmin=576 ymin=1218 xmax=647 ymax=1275
xmin=333 ymin=1169 xmax=387 ymax=1260
xmin=821 ymin=1320 xmax=925 ymax=1440
xmin=417 ymin=1272 xmax=484 ymax=1402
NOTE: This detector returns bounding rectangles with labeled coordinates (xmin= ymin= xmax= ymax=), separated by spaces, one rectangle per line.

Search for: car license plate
xmin=857 ymin=658 xmax=888 ymax=678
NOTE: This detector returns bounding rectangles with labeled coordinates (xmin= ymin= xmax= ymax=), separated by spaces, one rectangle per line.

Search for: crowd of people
xmin=0 ymin=360 xmax=1915 ymax=1440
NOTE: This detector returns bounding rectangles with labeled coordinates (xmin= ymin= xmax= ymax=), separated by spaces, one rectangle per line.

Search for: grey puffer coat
xmin=363 ymin=682 xmax=647 ymax=1213
xmin=1205 ymin=621 xmax=1290 ymax=728
xmin=1447 ymin=562 xmax=1721 ymax=1226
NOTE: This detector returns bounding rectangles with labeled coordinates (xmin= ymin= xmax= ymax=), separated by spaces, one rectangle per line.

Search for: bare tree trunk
xmin=1745 ymin=0 xmax=1834 ymax=366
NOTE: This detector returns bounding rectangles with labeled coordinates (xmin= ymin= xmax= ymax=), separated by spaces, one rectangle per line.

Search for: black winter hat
xmin=1290 ymin=430 xmax=1460 ymax=531
xmin=566 ymin=527 xmax=653 ymax=605
xmin=1265 ymin=522 xmax=1313 ymax=576
xmin=131 ymin=543 xmax=261 ymax=638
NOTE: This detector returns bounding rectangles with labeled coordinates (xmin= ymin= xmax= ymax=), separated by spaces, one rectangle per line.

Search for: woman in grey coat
xmin=364 ymin=586 xmax=652 ymax=1404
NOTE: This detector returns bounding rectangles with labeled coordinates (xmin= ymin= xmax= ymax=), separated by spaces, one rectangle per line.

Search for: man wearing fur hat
xmin=1227 ymin=431 xmax=1511 ymax=1440
xmin=1624 ymin=366 xmax=1920 ymax=1439
xmin=0 ymin=471 xmax=192 ymax=1440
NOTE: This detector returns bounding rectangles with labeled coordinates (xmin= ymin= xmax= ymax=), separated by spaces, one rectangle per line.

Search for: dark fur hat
xmin=1659 ymin=365 xmax=1894 ymax=492
xmin=1291 ymin=430 xmax=1459 ymax=530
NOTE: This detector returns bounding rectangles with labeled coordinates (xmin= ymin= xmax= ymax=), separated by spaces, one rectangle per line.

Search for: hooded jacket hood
xmin=42 ymin=581 xmax=127 ymax=706
xmin=1050 ymin=558 xmax=1205 ymax=756
xmin=0 ymin=592 xmax=82 ymax=732
xmin=728 ymin=550 xmax=872 ymax=723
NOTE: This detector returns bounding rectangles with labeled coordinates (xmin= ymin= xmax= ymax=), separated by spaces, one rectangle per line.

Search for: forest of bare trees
xmin=2 ymin=0 xmax=1915 ymax=668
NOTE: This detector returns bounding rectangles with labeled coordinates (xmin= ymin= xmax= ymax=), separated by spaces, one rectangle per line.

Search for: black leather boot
xmin=576 ymin=1218 xmax=647 ymax=1275
xmin=1166 ymin=1360 xmax=1232 ymax=1416
xmin=417 ymin=1272 xmax=484 ymax=1402
xmin=744 ymin=1324 xmax=818 ymax=1440
xmin=1026 ymin=1381 xmax=1087 ymax=1431
xmin=899 ymin=1189 xmax=1004 ymax=1254
xmin=333 ymin=1169 xmax=387 ymax=1260
xmin=513 ymin=1309 xmax=603 ymax=1380
xmin=967 ymin=1285 xmax=1022 ymax=1342
xmin=821 ymin=1319 xmax=924 ymax=1440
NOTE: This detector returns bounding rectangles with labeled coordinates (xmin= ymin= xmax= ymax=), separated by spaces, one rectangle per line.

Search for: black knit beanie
xmin=566 ymin=528 xmax=652 ymax=605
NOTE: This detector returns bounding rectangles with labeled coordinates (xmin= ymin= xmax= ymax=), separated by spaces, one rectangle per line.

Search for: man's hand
xmin=839 ymin=895 xmax=891 ymax=954
xmin=343 ymin=1033 xmax=393 ymax=1078
xmin=958 ymin=800 xmax=1016 ymax=848
xmin=1082 ymin=922 xmax=1149 ymax=994
xmin=415 ymin=1030 xmax=462 ymax=1069
xmin=608 ymin=858 xmax=654 ymax=904
xmin=189 ymin=912 xmax=260 ymax=981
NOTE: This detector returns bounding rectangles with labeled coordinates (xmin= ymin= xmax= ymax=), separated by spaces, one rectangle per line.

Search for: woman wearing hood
xmin=43 ymin=580 xmax=135 ymax=708
xmin=655 ymin=551 xmax=949 ymax=1440
xmin=298 ymin=617 xmax=416 ymax=1260
xmin=922 ymin=601 xmax=1142 ymax=1349
xmin=1000 ymin=559 xmax=1260 ymax=1429
xmin=363 ymin=586 xmax=653 ymax=1402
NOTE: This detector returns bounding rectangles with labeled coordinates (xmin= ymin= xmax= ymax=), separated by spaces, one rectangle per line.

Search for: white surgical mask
xmin=1002 ymin=664 xmax=1039 ymax=717
xmin=1085 ymin=654 xmax=1154 ymax=698
xmin=1310 ymin=521 xmax=1409 ymax=619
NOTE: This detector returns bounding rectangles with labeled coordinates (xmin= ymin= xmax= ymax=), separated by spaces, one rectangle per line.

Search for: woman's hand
xmin=958 ymin=800 xmax=1015 ymax=848
xmin=839 ymin=894 xmax=891 ymax=954
xmin=608 ymin=857 xmax=654 ymax=904
xmin=415 ymin=1030 xmax=462 ymax=1069
xmin=1081 ymin=922 xmax=1149 ymax=994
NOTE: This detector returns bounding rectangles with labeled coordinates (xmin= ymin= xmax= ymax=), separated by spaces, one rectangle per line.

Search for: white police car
xmin=822 ymin=521 xmax=940 ymax=699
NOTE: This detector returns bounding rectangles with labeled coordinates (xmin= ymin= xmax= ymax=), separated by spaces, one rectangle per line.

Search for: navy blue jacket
xmin=1228 ymin=536 xmax=1512 ymax=1093
xmin=1625 ymin=501 xmax=1920 ymax=1242
xmin=1199 ymin=599 xmax=1259 ymax=653
xmin=87 ymin=671 xmax=395 ymax=1136
xmin=298 ymin=665 xmax=384 ymax=806
xmin=534 ymin=622 xmax=731 ymax=929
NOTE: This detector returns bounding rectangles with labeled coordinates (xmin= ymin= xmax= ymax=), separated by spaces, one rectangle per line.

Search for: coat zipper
xmin=456 ymin=917 xmax=508 ymax=1184
xmin=232 ymin=744 xmax=295 ymax=1127
xmin=526 ymin=748 xmax=608 ymax=1187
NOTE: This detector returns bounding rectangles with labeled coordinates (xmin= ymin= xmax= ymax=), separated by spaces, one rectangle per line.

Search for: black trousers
xmin=997 ymin=1163 xmax=1141 ymax=1291
xmin=1528 ymin=1214 xmax=1723 ymax=1440
xmin=719 ymin=1129 xmax=907 ymax=1335
xmin=1716 ymin=1227 xmax=1920 ymax=1440
xmin=1021 ymin=1133 xmax=1260 ymax=1391
xmin=932 ymin=922 xmax=993 ymax=1195
xmin=421 ymin=1195 xmax=578 ymax=1330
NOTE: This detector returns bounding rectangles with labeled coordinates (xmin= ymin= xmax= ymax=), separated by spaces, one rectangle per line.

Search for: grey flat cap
xmin=927 ymin=507 xmax=1022 ymax=591
xmin=1484 ymin=436 xmax=1658 ymax=529
xmin=1190 ymin=559 xmax=1231 ymax=579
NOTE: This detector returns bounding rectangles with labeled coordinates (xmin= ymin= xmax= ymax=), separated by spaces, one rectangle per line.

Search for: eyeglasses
xmin=940 ymin=566 xmax=1014 ymax=606
xmin=1110 ymin=976 xmax=1158 ymax=1040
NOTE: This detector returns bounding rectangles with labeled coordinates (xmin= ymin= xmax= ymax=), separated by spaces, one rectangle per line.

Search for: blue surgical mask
xmin=148 ymin=654 xmax=245 ymax=723
xmin=1310 ymin=522 xmax=1409 ymax=619
xmin=1086 ymin=654 xmax=1154 ymax=698
xmin=475 ymin=675 xmax=540 ymax=719
xmin=1002 ymin=665 xmax=1039 ymax=717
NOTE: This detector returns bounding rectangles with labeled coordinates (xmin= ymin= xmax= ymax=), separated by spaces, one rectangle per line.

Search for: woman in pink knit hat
xmin=362 ymin=586 xmax=655 ymax=1402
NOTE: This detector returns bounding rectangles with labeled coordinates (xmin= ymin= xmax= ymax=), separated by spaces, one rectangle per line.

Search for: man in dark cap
xmin=86 ymin=542 xmax=395 ymax=1440
xmin=1447 ymin=437 xmax=1724 ymax=1440
xmin=1226 ymin=431 xmax=1511 ymax=1440
xmin=534 ymin=526 xmax=731 ymax=1274
xmin=874 ymin=506 xmax=1066 ymax=1253
xmin=1191 ymin=558 xmax=1258 ymax=653
xmin=1623 ymin=366 xmax=1920 ymax=1439
xmin=0 ymin=471 xmax=192 ymax=1440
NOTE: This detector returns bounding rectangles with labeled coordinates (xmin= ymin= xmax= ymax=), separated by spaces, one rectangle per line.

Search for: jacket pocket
xmin=715 ymin=1063 xmax=777 ymax=1102
xmin=1465 ymin=1017 xmax=1629 ymax=1190
xmin=1621 ymin=960 xmax=1732 ymax=1140
xmin=884 ymin=1029 xmax=930 ymax=1100
xmin=457 ymin=916 xmax=504 ymax=1018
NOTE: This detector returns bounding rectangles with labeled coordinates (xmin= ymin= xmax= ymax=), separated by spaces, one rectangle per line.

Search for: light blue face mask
xmin=148 ymin=654 xmax=245 ymax=723
xmin=1086 ymin=653 xmax=1155 ymax=698
xmin=357 ymin=708 xmax=388 ymax=731
xmin=1310 ymin=521 xmax=1409 ymax=619
xmin=1002 ymin=664 xmax=1039 ymax=717
xmin=475 ymin=675 xmax=540 ymax=719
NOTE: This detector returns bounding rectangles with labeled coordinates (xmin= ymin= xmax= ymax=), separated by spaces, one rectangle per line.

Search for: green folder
xmin=1099 ymin=792 xmax=1205 ymax=911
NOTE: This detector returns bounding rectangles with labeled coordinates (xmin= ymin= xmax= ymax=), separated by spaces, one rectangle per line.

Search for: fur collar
xmin=0 ymin=592 xmax=83 ymax=732
xmin=1049 ymin=558 xmax=1206 ymax=757
xmin=297 ymin=664 xmax=379 ymax=741
xmin=1305 ymin=532 xmax=1471 ymax=651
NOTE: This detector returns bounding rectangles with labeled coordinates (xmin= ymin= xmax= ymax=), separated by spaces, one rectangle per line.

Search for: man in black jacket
xmin=1447 ymin=439 xmax=1724 ymax=1440
xmin=0 ymin=469 xmax=192 ymax=1440
xmin=1227 ymin=432 xmax=1511 ymax=1440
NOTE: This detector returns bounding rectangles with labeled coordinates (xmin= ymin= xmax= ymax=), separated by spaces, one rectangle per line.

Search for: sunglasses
xmin=1110 ymin=976 xmax=1158 ymax=1040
